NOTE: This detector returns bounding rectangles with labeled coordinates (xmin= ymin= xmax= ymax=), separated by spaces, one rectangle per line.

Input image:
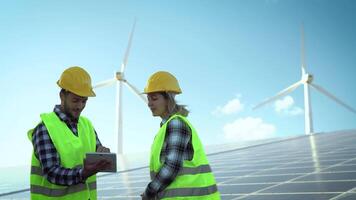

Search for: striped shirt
xmin=31 ymin=105 xmax=102 ymax=186
xmin=144 ymin=116 xmax=193 ymax=198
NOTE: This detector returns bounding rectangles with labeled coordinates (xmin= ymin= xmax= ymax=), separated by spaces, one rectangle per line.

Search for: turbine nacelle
xmin=116 ymin=72 xmax=124 ymax=81
xmin=302 ymin=73 xmax=313 ymax=84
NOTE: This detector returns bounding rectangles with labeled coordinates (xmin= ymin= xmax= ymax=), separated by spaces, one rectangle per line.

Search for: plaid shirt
xmin=31 ymin=105 xmax=102 ymax=186
xmin=145 ymin=116 xmax=193 ymax=198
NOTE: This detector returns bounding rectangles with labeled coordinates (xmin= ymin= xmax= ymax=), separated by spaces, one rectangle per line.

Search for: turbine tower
xmin=254 ymin=25 xmax=356 ymax=135
xmin=94 ymin=20 xmax=147 ymax=154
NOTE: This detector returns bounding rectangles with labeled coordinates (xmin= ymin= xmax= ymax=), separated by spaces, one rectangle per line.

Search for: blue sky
xmin=1 ymin=0 xmax=356 ymax=167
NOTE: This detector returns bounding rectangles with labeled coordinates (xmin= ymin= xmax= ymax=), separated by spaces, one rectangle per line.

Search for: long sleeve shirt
xmin=31 ymin=105 xmax=102 ymax=186
xmin=144 ymin=116 xmax=193 ymax=198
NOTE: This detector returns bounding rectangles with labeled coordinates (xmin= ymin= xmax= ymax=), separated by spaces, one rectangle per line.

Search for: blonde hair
xmin=162 ymin=92 xmax=189 ymax=117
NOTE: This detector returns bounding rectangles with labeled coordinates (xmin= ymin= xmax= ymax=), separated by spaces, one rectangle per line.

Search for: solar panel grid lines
xmin=330 ymin=187 xmax=356 ymax=200
xmin=217 ymin=157 xmax=309 ymax=185
xmin=98 ymin=130 xmax=355 ymax=199
xmin=230 ymin=193 xmax=347 ymax=200
xmin=2 ymin=130 xmax=356 ymax=200
xmin=228 ymin=146 xmax=356 ymax=199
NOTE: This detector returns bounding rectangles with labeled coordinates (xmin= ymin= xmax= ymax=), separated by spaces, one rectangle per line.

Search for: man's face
xmin=60 ymin=91 xmax=88 ymax=120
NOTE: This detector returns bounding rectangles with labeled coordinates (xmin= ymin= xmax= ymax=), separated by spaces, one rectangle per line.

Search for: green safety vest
xmin=150 ymin=114 xmax=221 ymax=200
xmin=28 ymin=112 xmax=97 ymax=200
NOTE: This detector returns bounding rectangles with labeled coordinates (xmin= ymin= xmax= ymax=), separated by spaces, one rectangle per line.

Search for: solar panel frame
xmin=2 ymin=130 xmax=356 ymax=200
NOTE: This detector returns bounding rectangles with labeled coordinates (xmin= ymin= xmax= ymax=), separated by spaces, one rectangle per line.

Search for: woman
xmin=141 ymin=71 xmax=220 ymax=200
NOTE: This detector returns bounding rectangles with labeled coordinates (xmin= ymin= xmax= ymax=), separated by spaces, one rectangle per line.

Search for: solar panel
xmin=2 ymin=130 xmax=356 ymax=200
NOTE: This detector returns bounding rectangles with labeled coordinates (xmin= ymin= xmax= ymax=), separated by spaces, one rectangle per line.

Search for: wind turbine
xmin=93 ymin=20 xmax=148 ymax=155
xmin=253 ymin=25 xmax=356 ymax=135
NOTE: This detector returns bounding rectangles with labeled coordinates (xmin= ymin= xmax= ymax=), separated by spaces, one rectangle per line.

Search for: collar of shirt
xmin=160 ymin=114 xmax=173 ymax=127
xmin=54 ymin=105 xmax=78 ymax=125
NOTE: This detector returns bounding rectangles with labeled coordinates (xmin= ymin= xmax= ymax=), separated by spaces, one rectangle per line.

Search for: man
xmin=28 ymin=66 xmax=111 ymax=200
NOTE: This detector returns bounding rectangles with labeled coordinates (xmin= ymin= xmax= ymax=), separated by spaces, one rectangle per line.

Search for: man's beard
xmin=64 ymin=101 xmax=79 ymax=121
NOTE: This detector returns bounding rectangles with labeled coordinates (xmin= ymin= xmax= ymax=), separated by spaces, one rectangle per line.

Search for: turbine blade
xmin=120 ymin=19 xmax=137 ymax=73
xmin=253 ymin=80 xmax=303 ymax=110
xmin=123 ymin=80 xmax=148 ymax=104
xmin=301 ymin=23 xmax=307 ymax=75
xmin=93 ymin=78 xmax=116 ymax=89
xmin=310 ymin=83 xmax=356 ymax=114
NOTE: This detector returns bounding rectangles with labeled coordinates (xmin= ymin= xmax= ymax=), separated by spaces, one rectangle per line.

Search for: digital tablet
xmin=85 ymin=152 xmax=117 ymax=172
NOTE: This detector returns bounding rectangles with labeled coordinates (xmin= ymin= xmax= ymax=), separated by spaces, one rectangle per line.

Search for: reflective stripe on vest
xmin=30 ymin=182 xmax=96 ymax=197
xmin=150 ymin=164 xmax=212 ymax=179
xmin=28 ymin=112 xmax=97 ymax=200
xmin=158 ymin=184 xmax=218 ymax=199
xmin=150 ymin=114 xmax=220 ymax=199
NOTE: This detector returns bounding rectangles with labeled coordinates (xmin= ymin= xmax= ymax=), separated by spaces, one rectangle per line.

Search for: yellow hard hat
xmin=144 ymin=71 xmax=182 ymax=94
xmin=57 ymin=66 xmax=96 ymax=97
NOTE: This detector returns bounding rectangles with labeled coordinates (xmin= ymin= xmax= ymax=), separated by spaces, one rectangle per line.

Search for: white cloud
xmin=223 ymin=117 xmax=276 ymax=142
xmin=275 ymin=96 xmax=294 ymax=112
xmin=274 ymin=96 xmax=303 ymax=116
xmin=213 ymin=96 xmax=244 ymax=116
xmin=289 ymin=107 xmax=304 ymax=115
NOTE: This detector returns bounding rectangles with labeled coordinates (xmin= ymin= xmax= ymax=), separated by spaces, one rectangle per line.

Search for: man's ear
xmin=59 ymin=90 xmax=66 ymax=102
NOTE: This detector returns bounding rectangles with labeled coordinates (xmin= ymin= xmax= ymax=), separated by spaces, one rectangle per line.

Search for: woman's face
xmin=147 ymin=92 xmax=168 ymax=118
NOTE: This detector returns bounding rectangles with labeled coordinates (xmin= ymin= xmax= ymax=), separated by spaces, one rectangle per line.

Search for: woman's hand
xmin=141 ymin=192 xmax=155 ymax=200
xmin=97 ymin=145 xmax=110 ymax=152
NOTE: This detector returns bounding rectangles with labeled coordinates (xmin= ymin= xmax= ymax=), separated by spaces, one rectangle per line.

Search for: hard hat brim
xmin=57 ymin=81 xmax=96 ymax=97
xmin=142 ymin=89 xmax=182 ymax=95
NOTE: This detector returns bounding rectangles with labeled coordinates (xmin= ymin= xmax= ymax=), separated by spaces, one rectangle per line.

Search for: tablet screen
xmin=85 ymin=153 xmax=117 ymax=172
